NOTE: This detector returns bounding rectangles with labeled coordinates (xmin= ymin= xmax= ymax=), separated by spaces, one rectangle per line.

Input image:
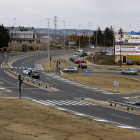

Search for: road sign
xmin=58 ymin=65 xmax=61 ymax=68
xmin=85 ymin=69 xmax=89 ymax=74
xmin=25 ymin=66 xmax=28 ymax=70
xmin=113 ymin=81 xmax=119 ymax=86
xmin=115 ymin=59 xmax=118 ymax=62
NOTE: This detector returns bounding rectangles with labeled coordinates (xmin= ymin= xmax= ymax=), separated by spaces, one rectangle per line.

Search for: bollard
xmin=110 ymin=103 xmax=112 ymax=106
xmin=82 ymin=95 xmax=84 ymax=100
xmin=46 ymin=86 xmax=47 ymax=88
xmin=127 ymin=107 xmax=129 ymax=110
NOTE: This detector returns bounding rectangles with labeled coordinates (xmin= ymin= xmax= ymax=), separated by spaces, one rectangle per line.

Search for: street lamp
xmin=89 ymin=23 xmax=90 ymax=47
xmin=47 ymin=18 xmax=50 ymax=61
xmin=79 ymin=24 xmax=81 ymax=49
xmin=96 ymin=26 xmax=98 ymax=47
xmin=129 ymin=26 xmax=131 ymax=33
xmin=113 ymin=25 xmax=115 ymax=54
xmin=14 ymin=18 xmax=16 ymax=51
xmin=63 ymin=21 xmax=65 ymax=54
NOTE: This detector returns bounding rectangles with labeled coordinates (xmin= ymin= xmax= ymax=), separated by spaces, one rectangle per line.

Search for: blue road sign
xmin=25 ymin=66 xmax=28 ymax=70
xmin=58 ymin=65 xmax=61 ymax=68
xmin=85 ymin=69 xmax=89 ymax=74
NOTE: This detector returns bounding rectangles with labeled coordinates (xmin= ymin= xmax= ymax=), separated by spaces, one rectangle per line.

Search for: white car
xmin=63 ymin=67 xmax=77 ymax=72
xmin=23 ymin=68 xmax=33 ymax=75
xmin=89 ymin=45 xmax=94 ymax=49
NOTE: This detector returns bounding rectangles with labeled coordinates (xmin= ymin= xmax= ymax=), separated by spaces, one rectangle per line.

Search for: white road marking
xmin=110 ymin=114 xmax=132 ymax=120
xmin=75 ymin=89 xmax=83 ymax=93
xmin=30 ymin=90 xmax=38 ymax=94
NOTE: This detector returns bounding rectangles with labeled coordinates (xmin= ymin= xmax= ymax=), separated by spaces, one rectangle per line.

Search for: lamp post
xmin=63 ymin=21 xmax=65 ymax=54
xmin=96 ymin=26 xmax=98 ymax=47
xmin=129 ymin=26 xmax=131 ymax=33
xmin=47 ymin=18 xmax=50 ymax=61
xmin=113 ymin=25 xmax=115 ymax=54
xmin=89 ymin=23 xmax=90 ymax=47
xmin=79 ymin=24 xmax=81 ymax=49
xmin=14 ymin=18 xmax=16 ymax=51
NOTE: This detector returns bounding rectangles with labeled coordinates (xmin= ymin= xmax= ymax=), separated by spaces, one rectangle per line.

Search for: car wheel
xmin=74 ymin=70 xmax=77 ymax=73
xmin=130 ymin=72 xmax=133 ymax=75
xmin=122 ymin=72 xmax=124 ymax=74
xmin=65 ymin=71 xmax=66 ymax=72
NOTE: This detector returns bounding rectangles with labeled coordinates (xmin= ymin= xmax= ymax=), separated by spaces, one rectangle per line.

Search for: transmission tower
xmin=54 ymin=16 xmax=58 ymax=40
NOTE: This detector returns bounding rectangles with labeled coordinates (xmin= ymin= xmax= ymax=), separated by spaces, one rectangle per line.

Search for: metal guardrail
xmin=108 ymin=99 xmax=140 ymax=111
xmin=8 ymin=69 xmax=51 ymax=88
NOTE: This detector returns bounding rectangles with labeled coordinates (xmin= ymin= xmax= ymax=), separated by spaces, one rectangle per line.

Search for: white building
xmin=40 ymin=36 xmax=52 ymax=43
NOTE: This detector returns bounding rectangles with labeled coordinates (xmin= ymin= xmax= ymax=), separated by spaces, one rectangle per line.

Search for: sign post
xmin=85 ymin=69 xmax=89 ymax=83
xmin=113 ymin=81 xmax=119 ymax=92
xmin=58 ymin=65 xmax=61 ymax=75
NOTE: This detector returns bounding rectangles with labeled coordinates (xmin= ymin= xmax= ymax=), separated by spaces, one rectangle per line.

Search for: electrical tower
xmin=54 ymin=16 xmax=58 ymax=40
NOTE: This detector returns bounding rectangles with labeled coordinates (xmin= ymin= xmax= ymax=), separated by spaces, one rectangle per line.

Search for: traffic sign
xmin=58 ymin=65 xmax=61 ymax=68
xmin=85 ymin=69 xmax=89 ymax=74
xmin=113 ymin=81 xmax=119 ymax=86
xmin=25 ymin=66 xmax=28 ymax=70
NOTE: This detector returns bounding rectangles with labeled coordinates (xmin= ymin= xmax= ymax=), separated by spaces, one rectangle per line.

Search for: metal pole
xmin=59 ymin=52 xmax=60 ymax=75
xmin=86 ymin=74 xmax=87 ymax=83
xmin=96 ymin=26 xmax=97 ymax=47
xmin=47 ymin=18 xmax=50 ymax=61
xmin=120 ymin=44 xmax=121 ymax=67
xmin=14 ymin=18 xmax=16 ymax=52
xmin=113 ymin=25 xmax=115 ymax=54
xmin=89 ymin=23 xmax=90 ymax=47
xmin=79 ymin=24 xmax=81 ymax=49
xmin=63 ymin=21 xmax=65 ymax=54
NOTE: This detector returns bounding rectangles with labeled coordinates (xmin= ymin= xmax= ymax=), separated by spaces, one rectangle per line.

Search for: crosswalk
xmin=43 ymin=73 xmax=115 ymax=95
xmin=31 ymin=99 xmax=96 ymax=106
xmin=13 ymin=67 xmax=44 ymax=71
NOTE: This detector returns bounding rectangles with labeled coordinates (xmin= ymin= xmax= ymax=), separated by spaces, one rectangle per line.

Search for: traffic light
xmin=123 ymin=56 xmax=126 ymax=63
xmin=37 ymin=46 xmax=39 ymax=50
xmin=20 ymin=79 xmax=23 ymax=85
xmin=18 ymin=74 xmax=21 ymax=81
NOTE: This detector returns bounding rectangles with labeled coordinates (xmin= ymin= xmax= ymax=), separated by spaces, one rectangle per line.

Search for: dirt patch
xmin=0 ymin=98 xmax=140 ymax=140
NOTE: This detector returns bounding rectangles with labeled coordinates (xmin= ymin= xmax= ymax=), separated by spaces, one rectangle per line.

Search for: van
xmin=75 ymin=50 xmax=83 ymax=55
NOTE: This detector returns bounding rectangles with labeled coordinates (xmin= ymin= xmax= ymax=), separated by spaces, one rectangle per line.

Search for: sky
xmin=1 ymin=0 xmax=140 ymax=32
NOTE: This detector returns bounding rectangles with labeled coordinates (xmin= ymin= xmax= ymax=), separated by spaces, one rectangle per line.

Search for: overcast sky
xmin=1 ymin=0 xmax=140 ymax=32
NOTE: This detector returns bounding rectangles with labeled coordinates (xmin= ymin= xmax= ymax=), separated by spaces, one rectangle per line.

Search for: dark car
xmin=127 ymin=60 xmax=133 ymax=65
xmin=28 ymin=70 xmax=40 ymax=79
xmin=78 ymin=63 xmax=87 ymax=68
xmin=136 ymin=60 xmax=140 ymax=65
xmin=134 ymin=102 xmax=140 ymax=106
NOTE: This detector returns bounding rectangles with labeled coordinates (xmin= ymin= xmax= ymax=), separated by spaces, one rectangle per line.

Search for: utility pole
xmin=47 ymin=18 xmax=50 ymax=61
xmin=63 ymin=21 xmax=65 ymax=54
xmin=79 ymin=24 xmax=81 ymax=49
xmin=89 ymin=23 xmax=90 ymax=47
xmin=14 ymin=18 xmax=16 ymax=52
xmin=96 ymin=26 xmax=98 ymax=47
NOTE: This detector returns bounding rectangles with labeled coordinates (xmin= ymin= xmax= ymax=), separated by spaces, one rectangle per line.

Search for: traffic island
xmin=7 ymin=71 xmax=57 ymax=92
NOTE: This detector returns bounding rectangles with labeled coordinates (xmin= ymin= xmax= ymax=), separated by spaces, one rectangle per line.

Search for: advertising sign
xmin=115 ymin=34 xmax=140 ymax=44
xmin=115 ymin=45 xmax=140 ymax=55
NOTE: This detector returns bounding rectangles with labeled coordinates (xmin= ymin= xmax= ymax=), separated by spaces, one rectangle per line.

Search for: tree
xmin=118 ymin=28 xmax=123 ymax=34
xmin=0 ymin=24 xmax=9 ymax=48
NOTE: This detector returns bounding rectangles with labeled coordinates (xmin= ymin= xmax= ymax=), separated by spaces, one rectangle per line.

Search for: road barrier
xmin=108 ymin=99 xmax=140 ymax=111
xmin=8 ymin=69 xmax=52 ymax=89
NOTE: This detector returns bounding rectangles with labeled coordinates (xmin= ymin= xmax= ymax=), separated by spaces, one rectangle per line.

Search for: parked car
xmin=136 ymin=60 xmax=140 ymax=65
xmin=80 ymin=53 xmax=86 ymax=57
xmin=78 ymin=63 xmax=87 ymax=68
xmin=63 ymin=67 xmax=77 ymax=72
xmin=28 ymin=70 xmax=40 ymax=79
xmin=89 ymin=45 xmax=94 ymax=49
xmin=84 ymin=52 xmax=93 ymax=56
xmin=95 ymin=51 xmax=103 ymax=54
xmin=70 ymin=55 xmax=78 ymax=61
xmin=71 ymin=57 xmax=79 ymax=62
xmin=122 ymin=68 xmax=137 ymax=75
xmin=75 ymin=49 xmax=83 ymax=55
xmin=75 ymin=60 xmax=86 ymax=64
xmin=127 ymin=60 xmax=133 ymax=65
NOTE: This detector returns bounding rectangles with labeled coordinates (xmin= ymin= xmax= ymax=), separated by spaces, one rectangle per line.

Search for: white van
xmin=75 ymin=49 xmax=83 ymax=55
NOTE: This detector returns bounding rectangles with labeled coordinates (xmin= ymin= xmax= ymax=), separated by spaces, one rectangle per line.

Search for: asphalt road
xmin=1 ymin=48 xmax=140 ymax=131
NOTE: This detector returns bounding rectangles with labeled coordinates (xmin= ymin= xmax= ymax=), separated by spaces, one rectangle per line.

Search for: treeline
xmin=79 ymin=26 xmax=123 ymax=47
xmin=0 ymin=24 xmax=10 ymax=49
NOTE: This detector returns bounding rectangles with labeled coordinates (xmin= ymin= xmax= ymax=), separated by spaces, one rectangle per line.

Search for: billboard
xmin=115 ymin=34 xmax=140 ymax=44
xmin=115 ymin=45 xmax=140 ymax=55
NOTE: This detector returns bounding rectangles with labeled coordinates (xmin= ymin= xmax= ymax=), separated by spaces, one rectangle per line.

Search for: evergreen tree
xmin=118 ymin=28 xmax=123 ymax=34
xmin=0 ymin=24 xmax=9 ymax=48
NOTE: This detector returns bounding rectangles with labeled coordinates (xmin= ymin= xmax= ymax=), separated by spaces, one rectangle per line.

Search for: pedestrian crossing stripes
xmin=32 ymin=99 xmax=97 ymax=106
xmin=12 ymin=67 xmax=44 ymax=71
